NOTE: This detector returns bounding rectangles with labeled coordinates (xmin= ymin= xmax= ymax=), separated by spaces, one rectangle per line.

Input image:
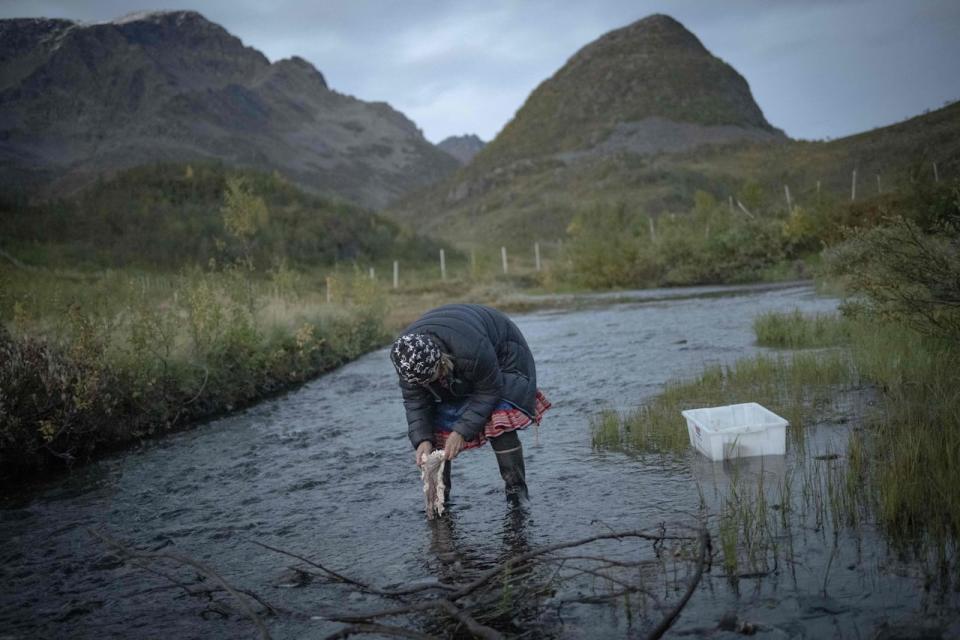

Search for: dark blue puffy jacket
xmin=395 ymin=304 xmax=537 ymax=448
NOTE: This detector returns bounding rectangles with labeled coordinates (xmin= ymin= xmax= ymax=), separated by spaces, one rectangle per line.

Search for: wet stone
xmin=89 ymin=553 xmax=124 ymax=571
xmin=54 ymin=600 xmax=104 ymax=621
xmin=272 ymin=568 xmax=312 ymax=589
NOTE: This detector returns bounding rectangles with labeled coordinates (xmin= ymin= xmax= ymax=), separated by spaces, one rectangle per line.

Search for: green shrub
xmin=561 ymin=196 xmax=790 ymax=289
xmin=563 ymin=204 xmax=657 ymax=289
xmin=825 ymin=214 xmax=960 ymax=339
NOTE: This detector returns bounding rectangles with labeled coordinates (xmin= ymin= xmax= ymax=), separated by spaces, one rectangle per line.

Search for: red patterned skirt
xmin=434 ymin=390 xmax=551 ymax=452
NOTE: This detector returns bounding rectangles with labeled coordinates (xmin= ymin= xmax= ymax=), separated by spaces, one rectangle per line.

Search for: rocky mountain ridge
xmin=437 ymin=134 xmax=486 ymax=165
xmin=469 ymin=14 xmax=784 ymax=174
xmin=0 ymin=10 xmax=458 ymax=208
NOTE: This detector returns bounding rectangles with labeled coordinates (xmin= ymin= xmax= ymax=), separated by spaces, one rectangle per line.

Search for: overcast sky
xmin=3 ymin=0 xmax=959 ymax=144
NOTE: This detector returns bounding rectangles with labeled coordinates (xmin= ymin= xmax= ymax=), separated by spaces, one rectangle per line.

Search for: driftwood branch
xmin=88 ymin=528 xmax=273 ymax=640
xmin=91 ymin=523 xmax=710 ymax=640
xmin=323 ymin=622 xmax=438 ymax=639
xmin=643 ymin=526 xmax=711 ymax=640
xmin=327 ymin=599 xmax=503 ymax=640
xmin=433 ymin=600 xmax=504 ymax=640
xmin=248 ymin=538 xmax=459 ymax=597
xmin=308 ymin=527 xmax=703 ymax=638
xmin=448 ymin=529 xmax=695 ymax=602
xmin=247 ymin=538 xmax=373 ymax=590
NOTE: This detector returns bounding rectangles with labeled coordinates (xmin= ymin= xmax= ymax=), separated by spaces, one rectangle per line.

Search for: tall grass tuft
xmin=753 ymin=310 xmax=851 ymax=348
xmin=848 ymin=322 xmax=960 ymax=548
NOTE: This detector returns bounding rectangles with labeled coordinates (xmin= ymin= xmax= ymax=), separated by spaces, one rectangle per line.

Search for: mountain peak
xmin=270 ymin=56 xmax=328 ymax=89
xmin=610 ymin=13 xmax=707 ymax=52
xmin=0 ymin=10 xmax=457 ymax=208
xmin=109 ymin=10 xmax=207 ymax=26
xmin=474 ymin=14 xmax=780 ymax=168
xmin=628 ymin=13 xmax=689 ymax=29
xmin=437 ymin=134 xmax=486 ymax=165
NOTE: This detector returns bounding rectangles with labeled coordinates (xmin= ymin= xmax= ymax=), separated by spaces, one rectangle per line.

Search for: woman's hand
xmin=415 ymin=441 xmax=434 ymax=467
xmin=444 ymin=431 xmax=465 ymax=461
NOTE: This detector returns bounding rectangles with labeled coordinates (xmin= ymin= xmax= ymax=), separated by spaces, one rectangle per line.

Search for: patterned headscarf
xmin=390 ymin=333 xmax=442 ymax=384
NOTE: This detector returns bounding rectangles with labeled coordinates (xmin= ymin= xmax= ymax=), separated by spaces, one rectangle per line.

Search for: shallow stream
xmin=2 ymin=283 xmax=957 ymax=638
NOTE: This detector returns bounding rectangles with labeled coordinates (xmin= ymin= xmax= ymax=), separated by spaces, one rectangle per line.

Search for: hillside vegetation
xmin=0 ymin=162 xmax=444 ymax=270
xmin=0 ymin=164 xmax=455 ymax=484
xmin=389 ymin=10 xmax=959 ymax=259
xmin=391 ymin=101 xmax=960 ymax=255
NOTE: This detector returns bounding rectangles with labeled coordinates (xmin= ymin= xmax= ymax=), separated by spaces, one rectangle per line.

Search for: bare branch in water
xmin=247 ymin=538 xmax=459 ymax=597
xmin=321 ymin=526 xmax=704 ymax=638
xmin=323 ymin=622 xmax=439 ymax=639
xmin=643 ymin=526 xmax=711 ymax=640
xmin=88 ymin=527 xmax=273 ymax=640
xmin=247 ymin=538 xmax=373 ymax=590
xmin=90 ymin=523 xmax=709 ymax=640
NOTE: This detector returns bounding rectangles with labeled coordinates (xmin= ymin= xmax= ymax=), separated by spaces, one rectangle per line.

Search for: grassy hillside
xmin=390 ymin=101 xmax=960 ymax=250
xmin=0 ymin=162 xmax=445 ymax=271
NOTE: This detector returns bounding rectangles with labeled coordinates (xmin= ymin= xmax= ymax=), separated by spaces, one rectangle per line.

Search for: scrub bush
xmin=0 ymin=265 xmax=390 ymax=484
xmin=562 ymin=193 xmax=790 ymax=289
xmin=824 ymin=182 xmax=960 ymax=339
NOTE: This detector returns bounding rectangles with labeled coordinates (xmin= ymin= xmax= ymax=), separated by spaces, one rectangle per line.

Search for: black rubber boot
xmin=491 ymin=431 xmax=528 ymax=503
xmin=442 ymin=459 xmax=452 ymax=503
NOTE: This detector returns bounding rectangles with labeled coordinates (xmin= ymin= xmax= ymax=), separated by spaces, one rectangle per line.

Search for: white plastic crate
xmin=681 ymin=402 xmax=788 ymax=461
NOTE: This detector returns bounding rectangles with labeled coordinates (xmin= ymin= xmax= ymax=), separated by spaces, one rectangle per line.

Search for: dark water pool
xmin=2 ymin=283 xmax=957 ymax=639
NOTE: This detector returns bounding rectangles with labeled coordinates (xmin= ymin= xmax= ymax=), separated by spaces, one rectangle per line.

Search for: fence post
xmin=501 ymin=246 xmax=508 ymax=275
xmin=851 ymin=169 xmax=857 ymax=201
xmin=440 ymin=249 xmax=446 ymax=281
xmin=728 ymin=195 xmax=734 ymax=213
xmin=326 ymin=276 xmax=332 ymax=304
xmin=784 ymin=184 xmax=793 ymax=213
xmin=933 ymin=162 xmax=940 ymax=182
xmin=648 ymin=217 xmax=657 ymax=242
xmin=534 ymin=242 xmax=541 ymax=271
xmin=369 ymin=267 xmax=375 ymax=280
xmin=393 ymin=260 xmax=399 ymax=289
xmin=876 ymin=174 xmax=882 ymax=194
xmin=816 ymin=180 xmax=821 ymax=205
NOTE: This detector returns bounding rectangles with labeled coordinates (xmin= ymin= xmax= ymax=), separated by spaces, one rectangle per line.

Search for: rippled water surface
xmin=2 ymin=283 xmax=957 ymax=638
